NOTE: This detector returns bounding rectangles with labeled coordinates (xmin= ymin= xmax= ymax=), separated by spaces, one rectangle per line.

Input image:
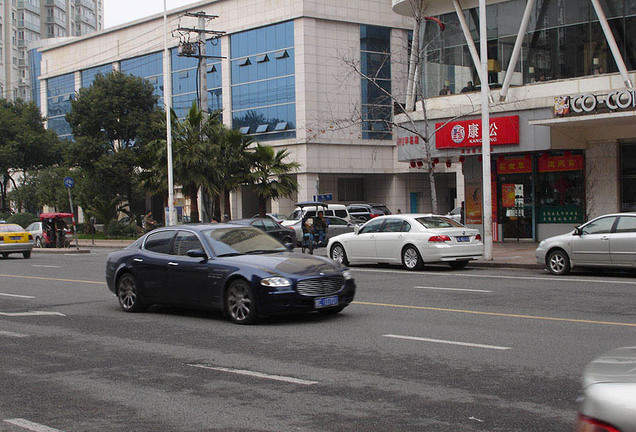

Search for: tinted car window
xmin=328 ymin=217 xmax=347 ymax=226
xmin=348 ymin=206 xmax=365 ymax=213
xmin=263 ymin=219 xmax=278 ymax=230
xmin=615 ymin=216 xmax=636 ymax=233
xmin=360 ymin=218 xmax=384 ymax=234
xmin=372 ymin=205 xmax=391 ymax=214
xmin=582 ymin=217 xmax=616 ymax=235
xmin=252 ymin=220 xmax=265 ymax=230
xmin=416 ymin=216 xmax=463 ymax=229
xmin=173 ymin=231 xmax=203 ymax=256
xmin=400 ymin=221 xmax=411 ymax=232
xmin=382 ymin=218 xmax=404 ymax=232
xmin=333 ymin=209 xmax=348 ymax=218
xmin=144 ymin=230 xmax=176 ymax=254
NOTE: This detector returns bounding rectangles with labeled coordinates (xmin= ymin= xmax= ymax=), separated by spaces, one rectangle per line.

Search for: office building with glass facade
xmin=394 ymin=0 xmax=636 ymax=241
xmin=33 ymin=0 xmax=467 ymax=220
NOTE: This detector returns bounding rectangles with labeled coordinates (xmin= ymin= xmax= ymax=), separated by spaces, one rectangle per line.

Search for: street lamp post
xmin=479 ymin=0 xmax=493 ymax=260
xmin=163 ymin=0 xmax=175 ymax=226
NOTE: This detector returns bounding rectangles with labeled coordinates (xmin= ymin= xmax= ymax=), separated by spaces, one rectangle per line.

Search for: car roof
xmin=150 ymin=223 xmax=244 ymax=233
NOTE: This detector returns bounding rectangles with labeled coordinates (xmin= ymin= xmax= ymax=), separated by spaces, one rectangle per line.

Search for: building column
xmin=220 ymin=35 xmax=232 ymax=127
xmin=296 ymin=173 xmax=319 ymax=202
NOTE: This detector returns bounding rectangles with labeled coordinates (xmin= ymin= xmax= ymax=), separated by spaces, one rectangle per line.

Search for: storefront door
xmin=499 ymin=174 xmax=534 ymax=239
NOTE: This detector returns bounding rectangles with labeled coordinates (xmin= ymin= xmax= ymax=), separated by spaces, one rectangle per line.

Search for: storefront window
xmin=620 ymin=143 xmax=636 ymax=211
xmin=536 ymin=154 xmax=585 ymax=224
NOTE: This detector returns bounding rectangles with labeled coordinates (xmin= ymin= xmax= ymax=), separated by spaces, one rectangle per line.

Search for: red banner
xmin=435 ymin=116 xmax=520 ymax=149
xmin=538 ymin=155 xmax=584 ymax=172
xmin=496 ymin=157 xmax=532 ymax=174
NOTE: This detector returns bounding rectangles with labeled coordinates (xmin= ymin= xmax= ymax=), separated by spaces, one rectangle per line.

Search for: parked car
xmin=0 ymin=223 xmax=34 ymax=259
xmin=327 ymin=214 xmax=483 ymax=270
xmin=25 ymin=221 xmax=44 ymax=247
xmin=575 ymin=346 xmax=636 ymax=432
xmin=251 ymin=213 xmax=288 ymax=223
xmin=347 ymin=203 xmax=392 ymax=221
xmin=105 ymin=224 xmax=356 ymax=324
xmin=229 ymin=217 xmax=296 ymax=246
xmin=285 ymin=215 xmax=357 ymax=246
xmin=535 ymin=213 xmax=636 ymax=275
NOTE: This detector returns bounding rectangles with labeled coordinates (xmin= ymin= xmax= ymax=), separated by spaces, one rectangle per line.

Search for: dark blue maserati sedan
xmin=105 ymin=224 xmax=355 ymax=324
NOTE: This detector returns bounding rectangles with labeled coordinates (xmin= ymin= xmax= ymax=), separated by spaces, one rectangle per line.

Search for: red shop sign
xmin=496 ymin=157 xmax=532 ymax=174
xmin=435 ymin=116 xmax=520 ymax=149
xmin=538 ymin=155 xmax=584 ymax=172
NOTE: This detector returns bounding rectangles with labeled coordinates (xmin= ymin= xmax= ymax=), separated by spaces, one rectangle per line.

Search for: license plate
xmin=456 ymin=236 xmax=470 ymax=242
xmin=10 ymin=236 xmax=23 ymax=241
xmin=314 ymin=295 xmax=339 ymax=309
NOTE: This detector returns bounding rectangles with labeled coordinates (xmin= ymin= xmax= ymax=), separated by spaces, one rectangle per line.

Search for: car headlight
xmin=342 ymin=270 xmax=353 ymax=280
xmin=261 ymin=277 xmax=291 ymax=288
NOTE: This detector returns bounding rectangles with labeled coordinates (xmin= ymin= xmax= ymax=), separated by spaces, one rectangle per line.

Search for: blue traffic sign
xmin=313 ymin=193 xmax=333 ymax=202
xmin=63 ymin=177 xmax=74 ymax=188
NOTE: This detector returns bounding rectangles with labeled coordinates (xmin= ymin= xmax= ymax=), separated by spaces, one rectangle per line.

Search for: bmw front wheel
xmin=330 ymin=243 xmax=349 ymax=266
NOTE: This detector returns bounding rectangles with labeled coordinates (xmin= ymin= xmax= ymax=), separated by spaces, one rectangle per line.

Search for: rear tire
xmin=23 ymin=251 xmax=31 ymax=259
xmin=546 ymin=249 xmax=571 ymax=275
xmin=402 ymin=245 xmax=423 ymax=271
xmin=116 ymin=273 xmax=147 ymax=312
xmin=35 ymin=237 xmax=42 ymax=248
xmin=449 ymin=261 xmax=468 ymax=270
xmin=330 ymin=243 xmax=349 ymax=266
xmin=225 ymin=279 xmax=257 ymax=325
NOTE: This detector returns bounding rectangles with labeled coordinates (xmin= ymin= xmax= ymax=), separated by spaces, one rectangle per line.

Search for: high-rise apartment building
xmin=2 ymin=0 xmax=103 ymax=100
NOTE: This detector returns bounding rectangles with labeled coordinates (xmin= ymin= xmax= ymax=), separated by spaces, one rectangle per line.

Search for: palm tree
xmin=143 ymin=104 xmax=221 ymax=223
xmin=215 ymin=128 xmax=253 ymax=220
xmin=247 ymin=144 xmax=300 ymax=217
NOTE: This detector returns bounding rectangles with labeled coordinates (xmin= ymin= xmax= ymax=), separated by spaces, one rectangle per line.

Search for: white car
xmin=25 ymin=221 xmax=44 ymax=247
xmin=327 ymin=214 xmax=483 ymax=270
xmin=535 ymin=212 xmax=636 ymax=275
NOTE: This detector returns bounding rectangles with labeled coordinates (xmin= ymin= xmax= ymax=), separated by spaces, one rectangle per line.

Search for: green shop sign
xmin=537 ymin=206 xmax=584 ymax=224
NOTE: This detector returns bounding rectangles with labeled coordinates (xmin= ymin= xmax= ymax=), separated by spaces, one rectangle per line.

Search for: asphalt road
xmin=1 ymin=250 xmax=635 ymax=431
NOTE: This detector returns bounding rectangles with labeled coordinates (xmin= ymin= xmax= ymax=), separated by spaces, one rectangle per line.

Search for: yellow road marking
xmin=353 ymin=301 xmax=636 ymax=328
xmin=0 ymin=274 xmax=106 ymax=285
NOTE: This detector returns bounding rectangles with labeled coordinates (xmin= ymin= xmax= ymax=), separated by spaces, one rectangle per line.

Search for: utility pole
xmin=176 ymin=11 xmax=225 ymax=222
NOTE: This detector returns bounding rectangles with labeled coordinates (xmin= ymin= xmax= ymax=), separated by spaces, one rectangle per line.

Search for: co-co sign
xmin=571 ymin=90 xmax=636 ymax=113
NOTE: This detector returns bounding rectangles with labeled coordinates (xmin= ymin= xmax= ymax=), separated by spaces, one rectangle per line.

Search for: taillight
xmin=475 ymin=234 xmax=482 ymax=241
xmin=429 ymin=235 xmax=451 ymax=242
xmin=369 ymin=214 xmax=380 ymax=218
xmin=0 ymin=236 xmax=4 ymax=242
xmin=28 ymin=234 xmax=33 ymax=240
xmin=575 ymin=414 xmax=621 ymax=432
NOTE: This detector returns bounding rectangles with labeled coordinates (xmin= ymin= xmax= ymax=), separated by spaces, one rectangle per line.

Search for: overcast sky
xmin=104 ymin=0 xmax=201 ymax=28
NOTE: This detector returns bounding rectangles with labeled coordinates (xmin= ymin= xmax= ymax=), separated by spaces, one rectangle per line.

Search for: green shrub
xmin=106 ymin=221 xmax=139 ymax=238
xmin=7 ymin=212 xmax=38 ymax=228
xmin=0 ymin=212 xmax=12 ymax=223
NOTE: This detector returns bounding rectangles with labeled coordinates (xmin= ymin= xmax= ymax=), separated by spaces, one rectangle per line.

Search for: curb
xmin=32 ymin=248 xmax=91 ymax=254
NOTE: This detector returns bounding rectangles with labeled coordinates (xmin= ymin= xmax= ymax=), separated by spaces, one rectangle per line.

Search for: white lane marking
xmin=0 ymin=331 xmax=28 ymax=337
xmin=0 ymin=311 xmax=65 ymax=317
xmin=351 ymin=267 xmax=636 ymax=285
xmin=187 ymin=363 xmax=318 ymax=386
xmin=31 ymin=265 xmax=61 ymax=268
xmin=415 ymin=286 xmax=491 ymax=293
xmin=383 ymin=334 xmax=511 ymax=351
xmin=0 ymin=292 xmax=35 ymax=299
xmin=4 ymin=419 xmax=63 ymax=432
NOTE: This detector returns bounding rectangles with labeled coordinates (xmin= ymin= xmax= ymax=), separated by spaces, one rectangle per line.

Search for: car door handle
xmin=601 ymin=236 xmax=610 ymax=241
xmin=168 ymin=262 xmax=179 ymax=266
xmin=133 ymin=258 xmax=143 ymax=262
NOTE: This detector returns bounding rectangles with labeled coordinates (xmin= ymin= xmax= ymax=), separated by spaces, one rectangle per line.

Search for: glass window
xmin=251 ymin=220 xmax=265 ymax=230
xmin=400 ymin=221 xmax=412 ymax=232
xmin=81 ymin=64 xmax=112 ymax=88
xmin=581 ymin=216 xmax=616 ymax=235
xmin=327 ymin=217 xmax=347 ymax=226
xmin=361 ymin=25 xmax=392 ymax=140
xmin=203 ymin=227 xmax=287 ymax=255
xmin=416 ymin=216 xmax=463 ymax=229
xmin=173 ymin=231 xmax=203 ymax=256
xmin=615 ymin=216 xmax=636 ymax=233
xmin=621 ymin=143 xmax=636 ymax=211
xmin=382 ymin=219 xmax=404 ymax=232
xmin=360 ymin=218 xmax=384 ymax=234
xmin=263 ymin=219 xmax=278 ymax=230
xmin=144 ymin=230 xmax=176 ymax=254
xmin=338 ymin=178 xmax=365 ymax=201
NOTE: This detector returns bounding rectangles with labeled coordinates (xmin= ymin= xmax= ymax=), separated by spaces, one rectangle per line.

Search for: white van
xmin=285 ymin=203 xmax=352 ymax=222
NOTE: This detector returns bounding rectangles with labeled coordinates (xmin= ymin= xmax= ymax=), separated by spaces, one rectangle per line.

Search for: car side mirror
xmin=354 ymin=226 xmax=360 ymax=235
xmin=573 ymin=227 xmax=582 ymax=236
xmin=187 ymin=249 xmax=208 ymax=261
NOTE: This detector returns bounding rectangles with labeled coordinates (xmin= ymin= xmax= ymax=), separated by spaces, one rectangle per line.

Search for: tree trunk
xmin=258 ymin=197 xmax=266 ymax=218
xmin=223 ymin=188 xmax=231 ymax=220
xmin=428 ymin=168 xmax=439 ymax=214
xmin=214 ymin=194 xmax=221 ymax=222
xmin=189 ymin=190 xmax=200 ymax=223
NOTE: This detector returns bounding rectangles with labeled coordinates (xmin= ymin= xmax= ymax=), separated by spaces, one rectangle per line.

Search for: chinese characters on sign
xmin=496 ymin=157 xmax=532 ymax=174
xmin=396 ymin=135 xmax=420 ymax=146
xmin=538 ymin=155 xmax=584 ymax=172
xmin=538 ymin=208 xmax=584 ymax=224
xmin=435 ymin=116 xmax=520 ymax=149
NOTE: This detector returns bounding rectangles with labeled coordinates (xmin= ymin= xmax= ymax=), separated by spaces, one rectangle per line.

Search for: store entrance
xmin=499 ymin=174 xmax=533 ymax=240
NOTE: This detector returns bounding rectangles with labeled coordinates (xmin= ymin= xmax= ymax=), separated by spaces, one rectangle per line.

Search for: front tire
xmin=402 ymin=245 xmax=423 ymax=270
xmin=330 ymin=243 xmax=349 ymax=266
xmin=546 ymin=249 xmax=571 ymax=275
xmin=116 ymin=273 xmax=147 ymax=312
xmin=225 ymin=280 xmax=257 ymax=325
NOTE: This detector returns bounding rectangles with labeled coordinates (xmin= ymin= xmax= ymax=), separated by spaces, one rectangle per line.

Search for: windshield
xmin=0 ymin=224 xmax=26 ymax=233
xmin=203 ymin=227 xmax=288 ymax=255
xmin=415 ymin=216 xmax=463 ymax=229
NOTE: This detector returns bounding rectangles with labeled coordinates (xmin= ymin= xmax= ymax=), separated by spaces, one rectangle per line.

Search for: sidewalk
xmin=34 ymin=238 xmax=540 ymax=269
